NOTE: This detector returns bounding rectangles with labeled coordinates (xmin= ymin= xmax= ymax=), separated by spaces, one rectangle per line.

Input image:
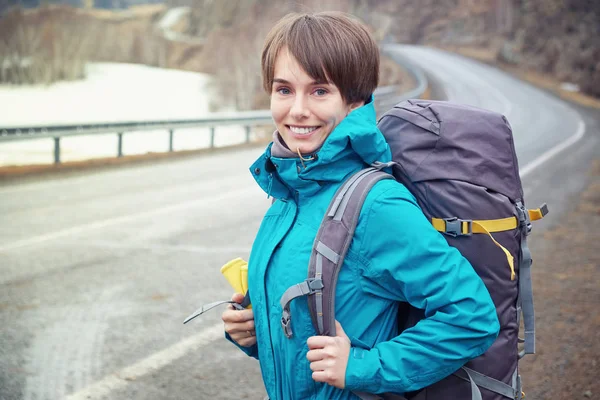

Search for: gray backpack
xmin=279 ymin=99 xmax=548 ymax=400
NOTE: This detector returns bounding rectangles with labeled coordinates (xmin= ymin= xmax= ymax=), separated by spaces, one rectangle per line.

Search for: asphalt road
xmin=0 ymin=46 xmax=598 ymax=400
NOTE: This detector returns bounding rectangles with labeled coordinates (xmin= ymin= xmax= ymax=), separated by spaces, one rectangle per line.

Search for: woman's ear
xmin=347 ymin=101 xmax=365 ymax=115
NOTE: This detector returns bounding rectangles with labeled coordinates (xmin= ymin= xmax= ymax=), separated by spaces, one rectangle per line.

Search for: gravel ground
xmin=519 ymin=160 xmax=600 ymax=400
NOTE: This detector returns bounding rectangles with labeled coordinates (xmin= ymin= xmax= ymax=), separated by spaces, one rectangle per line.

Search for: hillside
xmin=378 ymin=0 xmax=600 ymax=98
xmin=0 ymin=0 xmax=597 ymax=110
xmin=181 ymin=0 xmax=599 ymax=99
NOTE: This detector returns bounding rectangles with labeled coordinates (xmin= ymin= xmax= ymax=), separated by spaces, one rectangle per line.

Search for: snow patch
xmin=0 ymin=63 xmax=260 ymax=166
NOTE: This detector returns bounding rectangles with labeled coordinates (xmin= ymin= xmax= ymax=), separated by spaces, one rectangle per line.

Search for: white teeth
xmin=289 ymin=126 xmax=317 ymax=135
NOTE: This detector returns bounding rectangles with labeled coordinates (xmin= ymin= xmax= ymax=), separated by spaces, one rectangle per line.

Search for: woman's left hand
xmin=306 ymin=320 xmax=351 ymax=389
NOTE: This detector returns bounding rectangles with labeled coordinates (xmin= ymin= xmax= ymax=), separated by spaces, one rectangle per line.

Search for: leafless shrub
xmin=0 ymin=6 xmax=96 ymax=85
xmin=0 ymin=5 xmax=169 ymax=85
xmin=197 ymin=1 xmax=289 ymax=111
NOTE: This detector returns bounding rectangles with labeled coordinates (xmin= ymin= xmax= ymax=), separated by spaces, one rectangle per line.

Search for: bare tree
xmin=0 ymin=6 xmax=94 ymax=85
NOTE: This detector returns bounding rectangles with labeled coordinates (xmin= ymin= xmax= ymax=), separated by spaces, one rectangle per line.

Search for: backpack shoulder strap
xmin=309 ymin=167 xmax=393 ymax=336
xmin=279 ymin=166 xmax=393 ymax=338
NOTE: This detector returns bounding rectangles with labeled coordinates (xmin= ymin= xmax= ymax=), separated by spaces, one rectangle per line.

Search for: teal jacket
xmin=232 ymin=100 xmax=499 ymax=399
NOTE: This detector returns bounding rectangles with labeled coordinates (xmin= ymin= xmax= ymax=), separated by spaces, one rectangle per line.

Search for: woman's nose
xmin=290 ymin=96 xmax=310 ymax=119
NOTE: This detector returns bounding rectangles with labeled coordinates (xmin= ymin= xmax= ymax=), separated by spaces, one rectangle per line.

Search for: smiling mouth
xmin=288 ymin=125 xmax=319 ymax=135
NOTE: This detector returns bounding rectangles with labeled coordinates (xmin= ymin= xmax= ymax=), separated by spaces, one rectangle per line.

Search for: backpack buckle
xmin=281 ymin=310 xmax=293 ymax=338
xmin=443 ymin=217 xmax=472 ymax=237
xmin=516 ymin=202 xmax=532 ymax=234
xmin=306 ymin=278 xmax=324 ymax=293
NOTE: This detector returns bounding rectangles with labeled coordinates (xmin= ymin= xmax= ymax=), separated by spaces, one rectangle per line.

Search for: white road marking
xmin=0 ymin=186 xmax=257 ymax=253
xmin=520 ymin=119 xmax=586 ymax=178
xmin=65 ymin=322 xmax=224 ymax=400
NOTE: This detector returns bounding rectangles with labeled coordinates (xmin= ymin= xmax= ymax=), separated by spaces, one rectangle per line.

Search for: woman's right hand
xmin=222 ymin=292 xmax=256 ymax=347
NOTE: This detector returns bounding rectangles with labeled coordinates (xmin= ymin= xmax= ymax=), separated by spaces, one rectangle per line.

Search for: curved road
xmin=387 ymin=45 xmax=587 ymax=177
xmin=0 ymin=47 xmax=598 ymax=400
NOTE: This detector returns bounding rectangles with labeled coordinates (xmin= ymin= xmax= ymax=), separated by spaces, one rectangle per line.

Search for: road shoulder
xmin=520 ymin=159 xmax=600 ymax=399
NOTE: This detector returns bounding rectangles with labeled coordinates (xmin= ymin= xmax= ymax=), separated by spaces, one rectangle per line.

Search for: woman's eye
xmin=276 ymin=87 xmax=291 ymax=95
xmin=314 ymin=89 xmax=328 ymax=96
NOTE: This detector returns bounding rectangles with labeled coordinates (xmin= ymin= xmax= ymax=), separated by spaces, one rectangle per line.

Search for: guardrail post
xmin=169 ymin=129 xmax=174 ymax=152
xmin=210 ymin=127 xmax=215 ymax=148
xmin=54 ymin=137 xmax=61 ymax=164
xmin=117 ymin=133 xmax=123 ymax=157
xmin=245 ymin=126 xmax=251 ymax=143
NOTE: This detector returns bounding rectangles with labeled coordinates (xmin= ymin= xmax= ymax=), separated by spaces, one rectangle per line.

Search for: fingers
xmin=306 ymin=335 xmax=333 ymax=350
xmin=232 ymin=332 xmax=257 ymax=348
xmin=225 ymin=319 xmax=257 ymax=347
xmin=307 ymin=346 xmax=341 ymax=362
xmin=334 ymin=320 xmax=348 ymax=340
xmin=224 ymin=323 xmax=255 ymax=338
xmin=231 ymin=292 xmax=245 ymax=303
xmin=306 ymin=348 xmax=328 ymax=362
xmin=223 ymin=317 xmax=255 ymax=334
xmin=222 ymin=300 xmax=256 ymax=348
xmin=306 ymin=333 xmax=351 ymax=389
xmin=308 ymin=359 xmax=329 ymax=372
xmin=222 ymin=312 xmax=250 ymax=336
xmin=227 ymin=326 xmax=256 ymax=347
xmin=222 ymin=308 xmax=254 ymax=323
xmin=311 ymin=370 xmax=336 ymax=385
xmin=307 ymin=350 xmax=329 ymax=381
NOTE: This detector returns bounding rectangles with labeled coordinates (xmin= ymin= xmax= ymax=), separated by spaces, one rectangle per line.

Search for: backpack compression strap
xmin=279 ymin=167 xmax=394 ymax=339
xmin=430 ymin=203 xmax=548 ymax=280
xmin=516 ymin=201 xmax=538 ymax=357
xmin=431 ymin=202 xmax=548 ymax=359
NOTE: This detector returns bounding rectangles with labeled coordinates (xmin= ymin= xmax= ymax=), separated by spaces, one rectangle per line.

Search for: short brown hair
xmin=261 ymin=12 xmax=379 ymax=104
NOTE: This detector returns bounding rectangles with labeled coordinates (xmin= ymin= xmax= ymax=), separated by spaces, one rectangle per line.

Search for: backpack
xmin=278 ymin=99 xmax=548 ymax=400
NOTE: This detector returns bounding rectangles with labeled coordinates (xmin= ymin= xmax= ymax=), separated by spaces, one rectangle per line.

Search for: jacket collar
xmin=249 ymin=98 xmax=391 ymax=200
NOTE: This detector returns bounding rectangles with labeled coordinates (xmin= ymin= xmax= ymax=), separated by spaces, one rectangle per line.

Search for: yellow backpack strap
xmin=431 ymin=203 xmax=548 ymax=281
xmin=528 ymin=204 xmax=548 ymax=222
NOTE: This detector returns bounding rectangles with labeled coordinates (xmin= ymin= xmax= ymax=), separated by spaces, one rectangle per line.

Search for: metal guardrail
xmin=0 ymin=110 xmax=273 ymax=141
xmin=0 ymin=50 xmax=427 ymax=164
xmin=0 ymin=110 xmax=273 ymax=164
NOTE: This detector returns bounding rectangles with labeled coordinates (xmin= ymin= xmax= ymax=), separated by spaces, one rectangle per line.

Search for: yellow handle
xmin=220 ymin=258 xmax=248 ymax=294
xmin=220 ymin=258 xmax=251 ymax=309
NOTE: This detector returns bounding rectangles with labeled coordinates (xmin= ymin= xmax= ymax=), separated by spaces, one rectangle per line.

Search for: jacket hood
xmin=250 ymin=99 xmax=392 ymax=199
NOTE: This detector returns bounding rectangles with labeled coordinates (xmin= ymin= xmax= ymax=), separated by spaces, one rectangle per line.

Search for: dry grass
xmin=128 ymin=4 xmax=167 ymax=17
xmin=419 ymin=85 xmax=432 ymax=100
xmin=380 ymin=53 xmax=414 ymax=90
xmin=70 ymin=4 xmax=165 ymax=20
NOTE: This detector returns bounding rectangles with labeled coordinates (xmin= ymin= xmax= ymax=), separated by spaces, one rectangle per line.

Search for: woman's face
xmin=270 ymin=48 xmax=363 ymax=155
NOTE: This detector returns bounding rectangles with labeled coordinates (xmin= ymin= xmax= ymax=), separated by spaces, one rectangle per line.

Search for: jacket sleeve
xmin=344 ymin=183 xmax=500 ymax=394
xmin=225 ymin=332 xmax=259 ymax=359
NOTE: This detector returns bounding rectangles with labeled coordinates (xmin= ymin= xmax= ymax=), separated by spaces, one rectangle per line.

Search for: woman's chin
xmin=296 ymin=144 xmax=319 ymax=155
xmin=282 ymin=138 xmax=316 ymax=156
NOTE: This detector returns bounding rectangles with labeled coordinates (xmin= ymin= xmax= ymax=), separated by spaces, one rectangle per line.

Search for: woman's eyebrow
xmin=273 ymin=78 xmax=331 ymax=85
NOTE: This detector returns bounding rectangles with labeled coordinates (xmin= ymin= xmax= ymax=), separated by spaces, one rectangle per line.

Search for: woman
xmin=221 ymin=11 xmax=499 ymax=400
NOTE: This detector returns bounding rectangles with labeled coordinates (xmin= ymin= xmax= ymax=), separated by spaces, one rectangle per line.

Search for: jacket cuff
xmin=344 ymin=346 xmax=384 ymax=393
xmin=225 ymin=332 xmax=259 ymax=359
